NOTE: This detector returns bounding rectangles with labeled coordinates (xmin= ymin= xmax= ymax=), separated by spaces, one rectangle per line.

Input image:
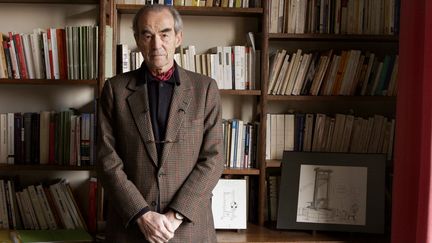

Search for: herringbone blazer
xmin=97 ymin=66 xmax=224 ymax=243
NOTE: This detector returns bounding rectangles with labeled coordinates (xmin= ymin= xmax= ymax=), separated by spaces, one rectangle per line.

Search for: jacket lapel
xmin=126 ymin=74 xmax=158 ymax=167
xmin=160 ymin=68 xmax=192 ymax=167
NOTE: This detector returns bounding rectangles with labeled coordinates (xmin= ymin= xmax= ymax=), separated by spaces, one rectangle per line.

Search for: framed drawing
xmin=277 ymin=152 xmax=386 ymax=233
xmin=212 ymin=179 xmax=247 ymax=229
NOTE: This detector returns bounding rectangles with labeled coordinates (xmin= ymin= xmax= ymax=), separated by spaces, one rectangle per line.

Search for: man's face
xmin=135 ymin=9 xmax=182 ymax=73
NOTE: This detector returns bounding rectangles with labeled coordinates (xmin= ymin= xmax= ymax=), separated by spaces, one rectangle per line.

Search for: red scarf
xmin=150 ymin=66 xmax=175 ymax=81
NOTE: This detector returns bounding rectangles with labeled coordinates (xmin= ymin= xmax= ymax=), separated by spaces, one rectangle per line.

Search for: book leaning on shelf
xmin=0 ymin=26 xmax=98 ymax=80
xmin=268 ymin=49 xmax=398 ymax=96
xmin=0 ymin=111 xmax=95 ymax=166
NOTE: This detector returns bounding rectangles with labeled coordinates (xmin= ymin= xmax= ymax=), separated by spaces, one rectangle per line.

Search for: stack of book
xmin=117 ymin=0 xmax=262 ymax=8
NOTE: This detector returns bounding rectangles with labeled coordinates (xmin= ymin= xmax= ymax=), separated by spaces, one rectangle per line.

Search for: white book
xmin=188 ymin=45 xmax=196 ymax=72
xmin=273 ymin=54 xmax=290 ymax=95
xmin=292 ymin=53 xmax=312 ymax=95
xmin=60 ymin=181 xmax=84 ymax=229
xmin=21 ymin=34 xmax=36 ymax=79
xmin=275 ymin=114 xmax=285 ymax=160
xmin=36 ymin=184 xmax=57 ymax=229
xmin=72 ymin=26 xmax=79 ymax=79
xmin=266 ymin=114 xmax=271 ymax=160
xmin=285 ymin=50 xmax=303 ymax=95
xmin=8 ymin=40 xmax=20 ymax=79
xmin=233 ymin=46 xmax=246 ymax=90
xmin=210 ymin=46 xmax=224 ymax=89
xmin=223 ymin=47 xmax=233 ymax=89
xmin=229 ymin=120 xmax=237 ymax=167
xmin=236 ymin=121 xmax=244 ymax=168
xmin=270 ymin=114 xmax=277 ymax=159
xmin=280 ymin=53 xmax=296 ymax=95
xmin=284 ymin=114 xmax=295 ymax=151
xmin=7 ymin=113 xmax=14 ymax=164
xmin=16 ymin=192 xmax=31 ymax=229
xmin=22 ymin=188 xmax=39 ymax=229
xmin=0 ymin=114 xmax=7 ymax=164
xmin=27 ymin=185 xmax=48 ymax=229
xmin=268 ymin=49 xmax=286 ymax=94
xmin=32 ymin=30 xmax=45 ymax=79
xmin=49 ymin=183 xmax=75 ymax=229
xmin=49 ymin=28 xmax=60 ymax=79
xmin=6 ymin=181 xmax=17 ymax=229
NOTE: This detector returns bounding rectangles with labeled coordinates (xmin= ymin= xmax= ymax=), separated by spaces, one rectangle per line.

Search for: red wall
xmin=391 ymin=0 xmax=432 ymax=242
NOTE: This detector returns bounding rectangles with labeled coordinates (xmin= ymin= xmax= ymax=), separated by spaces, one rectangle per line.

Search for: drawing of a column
xmin=312 ymin=168 xmax=332 ymax=210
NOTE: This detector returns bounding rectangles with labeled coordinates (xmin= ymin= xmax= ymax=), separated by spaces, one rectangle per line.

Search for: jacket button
xmin=151 ymin=201 xmax=157 ymax=206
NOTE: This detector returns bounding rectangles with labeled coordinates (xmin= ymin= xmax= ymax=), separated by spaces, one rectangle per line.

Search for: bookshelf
xmin=0 ymin=0 xmax=104 ymax=237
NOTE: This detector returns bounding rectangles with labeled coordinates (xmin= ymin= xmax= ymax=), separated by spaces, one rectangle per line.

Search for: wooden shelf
xmin=268 ymin=33 xmax=399 ymax=42
xmin=116 ymin=4 xmax=264 ymax=16
xmin=0 ymin=0 xmax=98 ymax=3
xmin=220 ymin=90 xmax=261 ymax=96
xmin=216 ymin=223 xmax=389 ymax=243
xmin=0 ymin=164 xmax=96 ymax=171
xmin=223 ymin=168 xmax=260 ymax=175
xmin=0 ymin=78 xmax=98 ymax=86
xmin=266 ymin=160 xmax=281 ymax=168
xmin=267 ymin=95 xmax=397 ymax=102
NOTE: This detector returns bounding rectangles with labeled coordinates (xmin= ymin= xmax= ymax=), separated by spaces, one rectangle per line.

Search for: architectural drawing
xmin=296 ymin=164 xmax=368 ymax=226
xmin=212 ymin=179 xmax=247 ymax=229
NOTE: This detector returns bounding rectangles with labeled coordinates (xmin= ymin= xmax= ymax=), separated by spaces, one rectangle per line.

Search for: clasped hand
xmin=136 ymin=210 xmax=182 ymax=243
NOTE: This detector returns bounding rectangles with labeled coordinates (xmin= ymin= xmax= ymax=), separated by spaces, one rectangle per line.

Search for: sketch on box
xmin=211 ymin=179 xmax=247 ymax=229
xmin=296 ymin=164 xmax=368 ymax=225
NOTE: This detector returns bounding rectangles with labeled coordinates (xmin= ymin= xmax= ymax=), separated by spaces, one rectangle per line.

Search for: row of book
xmin=0 ymin=179 xmax=87 ymax=230
xmin=269 ymin=0 xmax=400 ymax=35
xmin=117 ymin=44 xmax=261 ymax=90
xmin=0 ymin=111 xmax=95 ymax=166
xmin=117 ymin=0 xmax=262 ymax=8
xmin=222 ymin=119 xmax=259 ymax=169
xmin=0 ymin=26 xmax=98 ymax=80
xmin=268 ymin=49 xmax=398 ymax=96
xmin=265 ymin=113 xmax=395 ymax=161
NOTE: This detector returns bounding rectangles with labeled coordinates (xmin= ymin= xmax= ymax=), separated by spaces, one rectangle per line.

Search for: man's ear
xmin=175 ymin=31 xmax=183 ymax=48
xmin=134 ymin=34 xmax=139 ymax=45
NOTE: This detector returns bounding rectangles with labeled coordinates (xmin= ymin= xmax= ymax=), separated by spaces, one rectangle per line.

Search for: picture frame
xmin=276 ymin=152 xmax=386 ymax=233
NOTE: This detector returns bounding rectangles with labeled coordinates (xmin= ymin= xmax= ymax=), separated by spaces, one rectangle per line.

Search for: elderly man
xmin=97 ymin=4 xmax=224 ymax=243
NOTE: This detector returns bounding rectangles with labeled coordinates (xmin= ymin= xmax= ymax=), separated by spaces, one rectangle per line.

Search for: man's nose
xmin=151 ymin=35 xmax=162 ymax=49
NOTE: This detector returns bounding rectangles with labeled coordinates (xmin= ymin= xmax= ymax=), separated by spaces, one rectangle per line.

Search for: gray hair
xmin=132 ymin=4 xmax=183 ymax=36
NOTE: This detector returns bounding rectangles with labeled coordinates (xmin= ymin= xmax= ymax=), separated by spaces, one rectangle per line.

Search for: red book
xmin=46 ymin=29 xmax=54 ymax=79
xmin=12 ymin=34 xmax=28 ymax=79
xmin=56 ymin=29 xmax=67 ymax=80
xmin=87 ymin=178 xmax=97 ymax=233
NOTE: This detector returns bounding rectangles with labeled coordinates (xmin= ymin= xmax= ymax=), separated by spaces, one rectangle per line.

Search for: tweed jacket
xmin=97 ymin=66 xmax=224 ymax=243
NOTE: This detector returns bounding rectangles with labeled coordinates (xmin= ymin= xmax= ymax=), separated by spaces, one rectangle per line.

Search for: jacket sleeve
xmin=97 ymin=79 xmax=149 ymax=228
xmin=168 ymin=79 xmax=224 ymax=223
